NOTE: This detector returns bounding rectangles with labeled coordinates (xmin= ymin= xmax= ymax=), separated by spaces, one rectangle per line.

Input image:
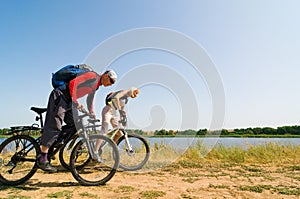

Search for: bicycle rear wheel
xmin=0 ymin=135 xmax=40 ymax=185
xmin=69 ymin=134 xmax=119 ymax=186
xmin=117 ymin=133 xmax=150 ymax=171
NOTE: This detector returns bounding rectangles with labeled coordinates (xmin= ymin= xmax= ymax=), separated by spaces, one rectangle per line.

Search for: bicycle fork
xmin=122 ymin=131 xmax=133 ymax=153
xmin=81 ymin=131 xmax=98 ymax=160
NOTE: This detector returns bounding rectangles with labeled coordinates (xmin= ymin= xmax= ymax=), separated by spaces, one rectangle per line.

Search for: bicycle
xmin=55 ymin=106 xmax=150 ymax=172
xmin=67 ymin=113 xmax=150 ymax=171
xmin=105 ymin=115 xmax=150 ymax=171
xmin=0 ymin=107 xmax=120 ymax=186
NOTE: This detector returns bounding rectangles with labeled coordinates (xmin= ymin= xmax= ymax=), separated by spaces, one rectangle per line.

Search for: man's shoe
xmin=37 ymin=161 xmax=57 ymax=172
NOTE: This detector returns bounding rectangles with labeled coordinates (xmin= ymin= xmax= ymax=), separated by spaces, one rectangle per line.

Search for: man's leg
xmin=111 ymin=116 xmax=122 ymax=143
xmin=38 ymin=90 xmax=68 ymax=172
xmin=108 ymin=108 xmax=122 ymax=143
xmin=63 ymin=103 xmax=78 ymax=134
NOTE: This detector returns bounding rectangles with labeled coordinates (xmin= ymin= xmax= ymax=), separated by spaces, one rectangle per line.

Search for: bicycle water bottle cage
xmin=35 ymin=116 xmax=40 ymax=122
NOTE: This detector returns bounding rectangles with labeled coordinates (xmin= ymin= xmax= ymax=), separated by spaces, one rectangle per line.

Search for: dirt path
xmin=1 ymin=163 xmax=299 ymax=199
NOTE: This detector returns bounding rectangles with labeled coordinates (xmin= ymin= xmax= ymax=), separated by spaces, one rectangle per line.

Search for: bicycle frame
xmin=107 ymin=119 xmax=133 ymax=152
xmin=76 ymin=109 xmax=104 ymax=160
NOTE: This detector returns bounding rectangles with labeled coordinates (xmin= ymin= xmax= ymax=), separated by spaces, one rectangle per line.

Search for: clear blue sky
xmin=1 ymin=1 xmax=299 ymax=131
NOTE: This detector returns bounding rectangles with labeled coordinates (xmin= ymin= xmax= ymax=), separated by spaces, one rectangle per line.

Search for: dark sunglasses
xmin=108 ymin=76 xmax=115 ymax=84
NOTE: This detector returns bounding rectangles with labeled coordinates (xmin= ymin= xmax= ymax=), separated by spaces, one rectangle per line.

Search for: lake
xmin=1 ymin=137 xmax=299 ymax=151
xmin=148 ymin=137 xmax=300 ymax=151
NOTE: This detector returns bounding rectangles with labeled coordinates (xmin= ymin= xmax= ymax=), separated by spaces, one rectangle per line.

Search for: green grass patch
xmin=182 ymin=177 xmax=201 ymax=183
xmin=238 ymin=184 xmax=300 ymax=196
xmin=292 ymin=176 xmax=300 ymax=181
xmin=276 ymin=187 xmax=300 ymax=196
xmin=239 ymin=185 xmax=263 ymax=193
xmin=241 ymin=165 xmax=263 ymax=172
xmin=177 ymin=159 xmax=204 ymax=168
xmin=79 ymin=192 xmax=99 ymax=199
xmin=289 ymin=165 xmax=300 ymax=171
xmin=114 ymin=185 xmax=138 ymax=193
xmin=180 ymin=193 xmax=199 ymax=199
xmin=0 ymin=196 xmax=31 ymax=199
xmin=47 ymin=190 xmax=73 ymax=198
xmin=139 ymin=190 xmax=166 ymax=199
xmin=208 ymin=183 xmax=230 ymax=189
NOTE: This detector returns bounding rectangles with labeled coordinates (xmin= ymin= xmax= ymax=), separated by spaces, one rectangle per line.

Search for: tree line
xmin=1 ymin=125 xmax=300 ymax=137
xmin=152 ymin=125 xmax=300 ymax=137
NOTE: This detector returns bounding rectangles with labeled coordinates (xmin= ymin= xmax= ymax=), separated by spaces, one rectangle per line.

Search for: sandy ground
xmin=1 ymin=163 xmax=300 ymax=199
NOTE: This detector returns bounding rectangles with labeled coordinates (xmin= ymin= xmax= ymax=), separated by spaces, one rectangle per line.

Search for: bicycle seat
xmin=30 ymin=107 xmax=47 ymax=114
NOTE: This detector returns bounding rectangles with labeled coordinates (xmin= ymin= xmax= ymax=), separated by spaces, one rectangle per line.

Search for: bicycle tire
xmin=69 ymin=134 xmax=119 ymax=186
xmin=116 ymin=133 xmax=150 ymax=171
xmin=0 ymin=135 xmax=40 ymax=185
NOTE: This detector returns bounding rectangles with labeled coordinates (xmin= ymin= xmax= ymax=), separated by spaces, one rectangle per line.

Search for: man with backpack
xmin=37 ymin=64 xmax=117 ymax=172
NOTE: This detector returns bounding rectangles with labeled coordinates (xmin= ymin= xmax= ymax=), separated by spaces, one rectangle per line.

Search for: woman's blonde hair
xmin=129 ymin=87 xmax=140 ymax=98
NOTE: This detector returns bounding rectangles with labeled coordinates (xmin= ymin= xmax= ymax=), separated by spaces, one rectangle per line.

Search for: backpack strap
xmin=106 ymin=90 xmax=123 ymax=109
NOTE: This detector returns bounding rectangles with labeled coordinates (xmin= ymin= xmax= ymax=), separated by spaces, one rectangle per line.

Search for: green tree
xmin=277 ymin=126 xmax=287 ymax=135
xmin=197 ymin=129 xmax=207 ymax=136
xmin=221 ymin=129 xmax=229 ymax=135
xmin=262 ymin=127 xmax=276 ymax=135
xmin=154 ymin=129 xmax=168 ymax=136
xmin=252 ymin=127 xmax=263 ymax=135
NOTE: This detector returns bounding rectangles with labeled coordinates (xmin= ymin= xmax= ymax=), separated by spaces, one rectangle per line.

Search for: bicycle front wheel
xmin=117 ymin=133 xmax=150 ymax=171
xmin=69 ymin=134 xmax=119 ymax=186
xmin=0 ymin=135 xmax=40 ymax=185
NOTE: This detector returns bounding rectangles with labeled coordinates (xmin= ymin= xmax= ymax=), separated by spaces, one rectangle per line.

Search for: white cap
xmin=106 ymin=70 xmax=117 ymax=82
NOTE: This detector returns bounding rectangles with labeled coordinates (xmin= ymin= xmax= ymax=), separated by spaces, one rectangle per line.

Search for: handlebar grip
xmin=78 ymin=108 xmax=95 ymax=120
xmin=88 ymin=119 xmax=100 ymax=123
xmin=78 ymin=108 xmax=89 ymax=114
xmin=119 ymin=116 xmax=127 ymax=126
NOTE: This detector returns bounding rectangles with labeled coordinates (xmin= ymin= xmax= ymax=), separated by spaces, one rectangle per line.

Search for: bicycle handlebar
xmin=78 ymin=107 xmax=127 ymax=127
xmin=119 ymin=116 xmax=127 ymax=123
xmin=78 ymin=107 xmax=89 ymax=115
xmin=78 ymin=107 xmax=98 ymax=121
xmin=118 ymin=114 xmax=127 ymax=127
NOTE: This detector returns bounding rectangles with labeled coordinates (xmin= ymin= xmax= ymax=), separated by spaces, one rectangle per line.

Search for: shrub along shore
xmin=1 ymin=125 xmax=300 ymax=138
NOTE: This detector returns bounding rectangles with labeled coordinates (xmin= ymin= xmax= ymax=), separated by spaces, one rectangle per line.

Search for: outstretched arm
xmin=111 ymin=90 xmax=129 ymax=110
